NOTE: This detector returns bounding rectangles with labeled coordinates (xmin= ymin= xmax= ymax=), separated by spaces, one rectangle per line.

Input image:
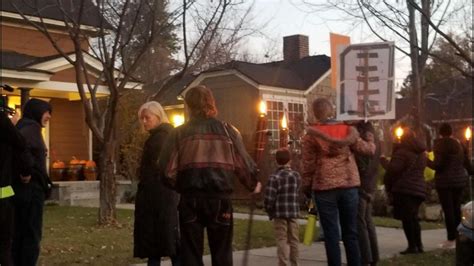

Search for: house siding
xmin=1 ymin=24 xmax=88 ymax=57
xmin=200 ymin=75 xmax=260 ymax=150
xmin=49 ymin=98 xmax=90 ymax=164
xmin=305 ymin=74 xmax=335 ymax=123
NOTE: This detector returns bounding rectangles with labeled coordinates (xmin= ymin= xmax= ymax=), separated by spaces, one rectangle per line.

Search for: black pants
xmin=437 ymin=188 xmax=464 ymax=241
xmin=393 ymin=193 xmax=423 ymax=250
xmin=0 ymin=198 xmax=14 ymax=266
xmin=12 ymin=189 xmax=44 ymax=266
xmin=357 ymin=193 xmax=379 ymax=265
xmin=178 ymin=197 xmax=233 ymax=266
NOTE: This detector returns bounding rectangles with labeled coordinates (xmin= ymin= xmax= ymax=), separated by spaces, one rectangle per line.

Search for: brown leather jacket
xmin=302 ymin=122 xmax=376 ymax=192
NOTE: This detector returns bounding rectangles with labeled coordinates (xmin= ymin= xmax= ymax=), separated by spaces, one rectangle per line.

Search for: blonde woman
xmin=133 ymin=101 xmax=180 ymax=266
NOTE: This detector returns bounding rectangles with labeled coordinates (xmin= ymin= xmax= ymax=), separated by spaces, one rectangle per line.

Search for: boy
xmin=264 ymin=148 xmax=301 ymax=266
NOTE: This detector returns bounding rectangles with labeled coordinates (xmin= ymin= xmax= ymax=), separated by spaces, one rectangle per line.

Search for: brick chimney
xmin=283 ymin=34 xmax=309 ymax=62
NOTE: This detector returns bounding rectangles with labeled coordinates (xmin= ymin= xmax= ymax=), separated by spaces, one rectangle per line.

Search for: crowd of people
xmin=0 ymin=85 xmax=472 ymax=266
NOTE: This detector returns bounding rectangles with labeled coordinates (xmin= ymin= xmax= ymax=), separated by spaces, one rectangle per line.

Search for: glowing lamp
xmin=172 ymin=114 xmax=184 ymax=127
xmin=258 ymin=100 xmax=267 ymax=117
xmin=281 ymin=114 xmax=288 ymax=130
xmin=395 ymin=126 xmax=404 ymax=141
xmin=465 ymin=127 xmax=472 ymax=141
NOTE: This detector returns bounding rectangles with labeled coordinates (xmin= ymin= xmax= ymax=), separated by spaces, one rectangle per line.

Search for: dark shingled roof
xmin=151 ymin=75 xmax=197 ymax=106
xmin=1 ymin=50 xmax=53 ymax=74
xmin=204 ymin=55 xmax=331 ymax=90
xmin=1 ymin=0 xmax=108 ymax=29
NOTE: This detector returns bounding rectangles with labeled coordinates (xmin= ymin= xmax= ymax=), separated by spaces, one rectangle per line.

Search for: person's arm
xmin=301 ymin=134 xmax=319 ymax=197
xmin=428 ymin=140 xmax=447 ymax=170
xmin=263 ymin=176 xmax=277 ymax=220
xmin=352 ymin=131 xmax=376 ymax=156
xmin=225 ymin=123 xmax=260 ymax=192
xmin=157 ymin=128 xmax=179 ymax=189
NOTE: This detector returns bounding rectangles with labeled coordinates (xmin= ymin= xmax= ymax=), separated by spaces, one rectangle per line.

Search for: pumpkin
xmin=52 ymin=160 xmax=66 ymax=169
xmin=79 ymin=160 xmax=87 ymax=165
xmin=70 ymin=156 xmax=80 ymax=165
xmin=85 ymin=160 xmax=96 ymax=168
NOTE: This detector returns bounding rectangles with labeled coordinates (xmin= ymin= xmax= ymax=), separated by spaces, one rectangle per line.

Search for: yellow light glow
xmin=281 ymin=114 xmax=288 ymax=129
xmin=465 ymin=127 xmax=472 ymax=141
xmin=259 ymin=100 xmax=267 ymax=116
xmin=172 ymin=114 xmax=185 ymax=127
xmin=395 ymin=126 xmax=404 ymax=140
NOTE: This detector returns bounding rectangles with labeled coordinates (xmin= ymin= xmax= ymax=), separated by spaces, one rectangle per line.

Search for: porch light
xmin=172 ymin=114 xmax=185 ymax=127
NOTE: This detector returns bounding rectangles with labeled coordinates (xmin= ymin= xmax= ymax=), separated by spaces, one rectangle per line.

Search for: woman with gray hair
xmin=133 ymin=101 xmax=180 ymax=266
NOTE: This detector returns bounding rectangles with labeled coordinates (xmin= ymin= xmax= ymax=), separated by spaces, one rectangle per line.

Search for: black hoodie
xmin=14 ymin=98 xmax=52 ymax=195
xmin=0 ymin=112 xmax=25 ymax=189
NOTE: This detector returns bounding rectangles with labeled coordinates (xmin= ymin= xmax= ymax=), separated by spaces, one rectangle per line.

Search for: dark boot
xmin=401 ymin=220 xmax=417 ymax=255
xmin=414 ymin=219 xmax=423 ymax=253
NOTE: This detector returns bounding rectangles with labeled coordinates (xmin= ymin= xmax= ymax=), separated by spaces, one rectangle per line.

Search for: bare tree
xmin=11 ymin=0 xmax=247 ymax=224
xmin=299 ymin=0 xmax=472 ymax=127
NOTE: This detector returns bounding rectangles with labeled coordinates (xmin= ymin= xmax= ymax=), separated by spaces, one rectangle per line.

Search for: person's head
xmin=138 ymin=101 xmax=169 ymax=131
xmin=23 ymin=98 xmax=52 ymax=127
xmin=439 ymin=123 xmax=452 ymax=137
xmin=275 ymin=148 xmax=291 ymax=166
xmin=312 ymin=98 xmax=333 ymax=121
xmin=184 ymin=85 xmax=218 ymax=119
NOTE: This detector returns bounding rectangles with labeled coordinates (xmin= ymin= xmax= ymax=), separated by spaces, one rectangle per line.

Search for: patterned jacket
xmin=158 ymin=117 xmax=259 ymax=198
xmin=264 ymin=166 xmax=301 ymax=219
xmin=302 ymin=122 xmax=376 ymax=192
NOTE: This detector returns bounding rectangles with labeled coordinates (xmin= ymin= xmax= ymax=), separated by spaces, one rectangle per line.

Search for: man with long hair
xmin=159 ymin=85 xmax=261 ymax=266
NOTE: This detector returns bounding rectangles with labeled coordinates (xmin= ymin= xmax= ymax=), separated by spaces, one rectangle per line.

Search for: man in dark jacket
xmin=159 ymin=85 xmax=261 ymax=266
xmin=354 ymin=121 xmax=380 ymax=266
xmin=428 ymin=123 xmax=470 ymax=249
xmin=12 ymin=98 xmax=52 ymax=266
xmin=0 ymin=110 xmax=25 ymax=266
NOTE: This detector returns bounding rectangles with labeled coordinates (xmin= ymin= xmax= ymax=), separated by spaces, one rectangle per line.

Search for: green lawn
xmin=38 ymin=205 xmax=312 ymax=265
xmin=379 ymin=249 xmax=455 ymax=266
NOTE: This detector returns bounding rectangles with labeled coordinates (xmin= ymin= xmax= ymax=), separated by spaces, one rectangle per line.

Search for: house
xmin=1 ymin=0 xmax=139 ymax=172
xmin=159 ymin=34 xmax=335 ymax=150
xmin=157 ymin=35 xmax=335 ymax=195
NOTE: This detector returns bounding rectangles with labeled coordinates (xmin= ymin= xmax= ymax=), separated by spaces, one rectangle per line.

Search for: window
xmin=266 ymin=100 xmax=305 ymax=149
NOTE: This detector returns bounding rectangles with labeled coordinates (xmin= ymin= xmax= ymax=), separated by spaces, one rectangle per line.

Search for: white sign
xmin=336 ymin=42 xmax=395 ymax=121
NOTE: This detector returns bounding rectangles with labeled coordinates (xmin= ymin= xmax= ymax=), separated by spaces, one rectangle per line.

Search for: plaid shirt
xmin=264 ymin=166 xmax=301 ymax=219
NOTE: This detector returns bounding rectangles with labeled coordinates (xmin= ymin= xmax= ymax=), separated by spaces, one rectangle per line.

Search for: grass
xmin=38 ymin=205 xmax=312 ymax=265
xmin=372 ymin=216 xmax=445 ymax=230
xmin=379 ymin=249 xmax=455 ymax=266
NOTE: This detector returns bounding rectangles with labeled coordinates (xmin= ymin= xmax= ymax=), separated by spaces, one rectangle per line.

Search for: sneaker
xmin=439 ymin=240 xmax=456 ymax=249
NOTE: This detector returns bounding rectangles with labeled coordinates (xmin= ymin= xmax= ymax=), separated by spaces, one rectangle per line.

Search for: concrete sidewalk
xmin=118 ymin=204 xmax=447 ymax=266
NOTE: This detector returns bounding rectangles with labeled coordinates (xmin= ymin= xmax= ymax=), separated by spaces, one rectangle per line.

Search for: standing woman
xmin=428 ymin=123 xmax=470 ymax=249
xmin=134 ymin=101 xmax=180 ymax=266
xmin=381 ymin=128 xmax=427 ymax=254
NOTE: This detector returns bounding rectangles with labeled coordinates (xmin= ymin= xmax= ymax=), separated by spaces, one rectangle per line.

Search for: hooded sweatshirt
xmin=15 ymin=98 xmax=52 ymax=194
xmin=302 ymin=121 xmax=376 ymax=192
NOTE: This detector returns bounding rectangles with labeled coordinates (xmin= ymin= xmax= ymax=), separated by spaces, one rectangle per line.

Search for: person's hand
xmin=302 ymin=185 xmax=312 ymax=200
xmin=252 ymin=181 xmax=262 ymax=194
xmin=20 ymin=175 xmax=31 ymax=184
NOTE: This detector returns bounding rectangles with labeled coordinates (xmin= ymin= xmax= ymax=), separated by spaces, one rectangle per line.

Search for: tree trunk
xmin=407 ymin=0 xmax=422 ymax=128
xmin=98 ymin=139 xmax=118 ymax=225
